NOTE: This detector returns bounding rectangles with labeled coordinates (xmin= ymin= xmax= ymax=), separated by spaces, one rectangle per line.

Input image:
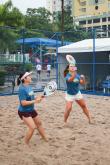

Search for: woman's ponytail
xmin=17 ymin=73 xmax=24 ymax=86
xmin=64 ymin=65 xmax=69 ymax=77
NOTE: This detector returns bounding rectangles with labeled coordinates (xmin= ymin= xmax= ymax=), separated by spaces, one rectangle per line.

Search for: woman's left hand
xmin=80 ymin=75 xmax=85 ymax=79
xmin=80 ymin=75 xmax=85 ymax=85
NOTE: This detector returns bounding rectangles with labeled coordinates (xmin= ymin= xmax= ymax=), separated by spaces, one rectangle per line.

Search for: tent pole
xmin=22 ymin=28 xmax=25 ymax=66
xmin=92 ymin=29 xmax=96 ymax=93
xmin=56 ymin=33 xmax=59 ymax=88
xmin=40 ymin=40 xmax=42 ymax=64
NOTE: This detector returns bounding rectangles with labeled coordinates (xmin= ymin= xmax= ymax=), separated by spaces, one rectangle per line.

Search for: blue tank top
xmin=65 ymin=73 xmax=80 ymax=95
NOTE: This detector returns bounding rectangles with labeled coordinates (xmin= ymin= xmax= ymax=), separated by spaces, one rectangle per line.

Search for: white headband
xmin=21 ymin=72 xmax=32 ymax=80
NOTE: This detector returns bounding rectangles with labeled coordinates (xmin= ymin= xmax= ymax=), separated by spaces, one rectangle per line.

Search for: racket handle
xmin=41 ymin=92 xmax=46 ymax=98
xmin=44 ymin=91 xmax=46 ymax=96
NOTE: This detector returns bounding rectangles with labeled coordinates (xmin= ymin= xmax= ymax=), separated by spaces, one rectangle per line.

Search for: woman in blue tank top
xmin=64 ymin=64 xmax=92 ymax=124
xmin=17 ymin=71 xmax=47 ymax=144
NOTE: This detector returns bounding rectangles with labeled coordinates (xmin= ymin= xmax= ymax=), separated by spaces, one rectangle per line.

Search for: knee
xmin=30 ymin=126 xmax=36 ymax=132
xmin=37 ymin=121 xmax=42 ymax=128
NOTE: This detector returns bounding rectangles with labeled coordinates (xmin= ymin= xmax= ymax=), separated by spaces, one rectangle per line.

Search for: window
xmin=88 ymin=20 xmax=92 ymax=24
xmin=80 ymin=1 xmax=86 ymax=6
xmin=108 ymin=2 xmax=110 ymax=8
xmin=94 ymin=26 xmax=100 ymax=29
xmin=89 ymin=0 xmax=104 ymax=5
xmin=87 ymin=27 xmax=92 ymax=31
xmin=108 ymin=25 xmax=110 ymax=30
xmin=79 ymin=20 xmax=86 ymax=25
xmin=79 ymin=8 xmax=86 ymax=12
xmin=93 ymin=18 xmax=100 ymax=23
xmin=102 ymin=18 xmax=106 ymax=22
xmin=95 ymin=0 xmax=98 ymax=3
xmin=102 ymin=25 xmax=107 ymax=30
xmin=95 ymin=6 xmax=98 ymax=10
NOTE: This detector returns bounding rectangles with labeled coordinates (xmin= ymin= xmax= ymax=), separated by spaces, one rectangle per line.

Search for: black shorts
xmin=18 ymin=110 xmax=38 ymax=120
xmin=37 ymin=71 xmax=41 ymax=74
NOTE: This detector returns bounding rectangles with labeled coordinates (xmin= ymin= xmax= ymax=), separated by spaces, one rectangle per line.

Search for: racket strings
xmin=43 ymin=81 xmax=57 ymax=96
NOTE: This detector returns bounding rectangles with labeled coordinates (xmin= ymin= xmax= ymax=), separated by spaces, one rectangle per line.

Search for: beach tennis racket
xmin=42 ymin=81 xmax=57 ymax=97
xmin=66 ymin=54 xmax=76 ymax=65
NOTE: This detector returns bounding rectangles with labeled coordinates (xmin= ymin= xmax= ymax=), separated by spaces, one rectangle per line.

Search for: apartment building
xmin=72 ymin=0 xmax=110 ymax=37
xmin=46 ymin=0 xmax=72 ymax=14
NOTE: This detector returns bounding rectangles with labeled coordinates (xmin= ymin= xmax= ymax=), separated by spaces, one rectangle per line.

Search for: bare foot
xmin=41 ymin=137 xmax=48 ymax=142
xmin=44 ymin=138 xmax=48 ymax=142
xmin=63 ymin=122 xmax=71 ymax=128
xmin=89 ymin=117 xmax=96 ymax=124
xmin=24 ymin=138 xmax=31 ymax=146
xmin=25 ymin=141 xmax=30 ymax=146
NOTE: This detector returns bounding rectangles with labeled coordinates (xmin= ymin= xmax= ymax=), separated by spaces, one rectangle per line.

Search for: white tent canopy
xmin=58 ymin=38 xmax=110 ymax=53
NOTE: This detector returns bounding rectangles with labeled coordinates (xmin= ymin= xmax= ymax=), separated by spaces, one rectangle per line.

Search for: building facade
xmin=46 ymin=0 xmax=72 ymax=14
xmin=72 ymin=0 xmax=110 ymax=37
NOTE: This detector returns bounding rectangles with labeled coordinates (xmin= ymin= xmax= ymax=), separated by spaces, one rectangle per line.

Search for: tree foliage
xmin=0 ymin=0 xmax=24 ymax=53
xmin=0 ymin=28 xmax=17 ymax=53
xmin=0 ymin=1 xmax=90 ymax=52
xmin=0 ymin=0 xmax=24 ymax=27
xmin=25 ymin=7 xmax=52 ymax=31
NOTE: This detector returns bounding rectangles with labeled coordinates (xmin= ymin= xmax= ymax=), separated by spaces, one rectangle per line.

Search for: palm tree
xmin=0 ymin=0 xmax=12 ymax=26
xmin=0 ymin=0 xmax=24 ymax=26
xmin=0 ymin=0 xmax=24 ymax=53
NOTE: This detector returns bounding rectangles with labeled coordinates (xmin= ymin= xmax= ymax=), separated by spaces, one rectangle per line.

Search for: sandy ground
xmin=0 ymin=91 xmax=110 ymax=165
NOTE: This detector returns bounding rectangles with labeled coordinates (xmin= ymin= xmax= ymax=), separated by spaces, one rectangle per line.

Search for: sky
xmin=0 ymin=0 xmax=46 ymax=13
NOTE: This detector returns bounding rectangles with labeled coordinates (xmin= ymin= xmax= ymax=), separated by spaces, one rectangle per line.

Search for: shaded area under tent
xmin=58 ymin=38 xmax=110 ymax=94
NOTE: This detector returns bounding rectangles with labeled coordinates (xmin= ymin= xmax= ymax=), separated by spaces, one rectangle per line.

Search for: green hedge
xmin=0 ymin=70 xmax=6 ymax=86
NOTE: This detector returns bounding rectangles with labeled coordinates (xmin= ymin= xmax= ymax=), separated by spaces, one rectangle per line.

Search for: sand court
xmin=0 ymin=92 xmax=110 ymax=165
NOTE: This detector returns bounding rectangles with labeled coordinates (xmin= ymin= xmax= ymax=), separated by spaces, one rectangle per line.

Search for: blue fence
xmin=0 ymin=27 xmax=110 ymax=96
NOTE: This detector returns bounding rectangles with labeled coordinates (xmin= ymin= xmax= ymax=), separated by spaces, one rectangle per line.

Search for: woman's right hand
xmin=35 ymin=96 xmax=43 ymax=103
xmin=68 ymin=72 xmax=76 ymax=82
